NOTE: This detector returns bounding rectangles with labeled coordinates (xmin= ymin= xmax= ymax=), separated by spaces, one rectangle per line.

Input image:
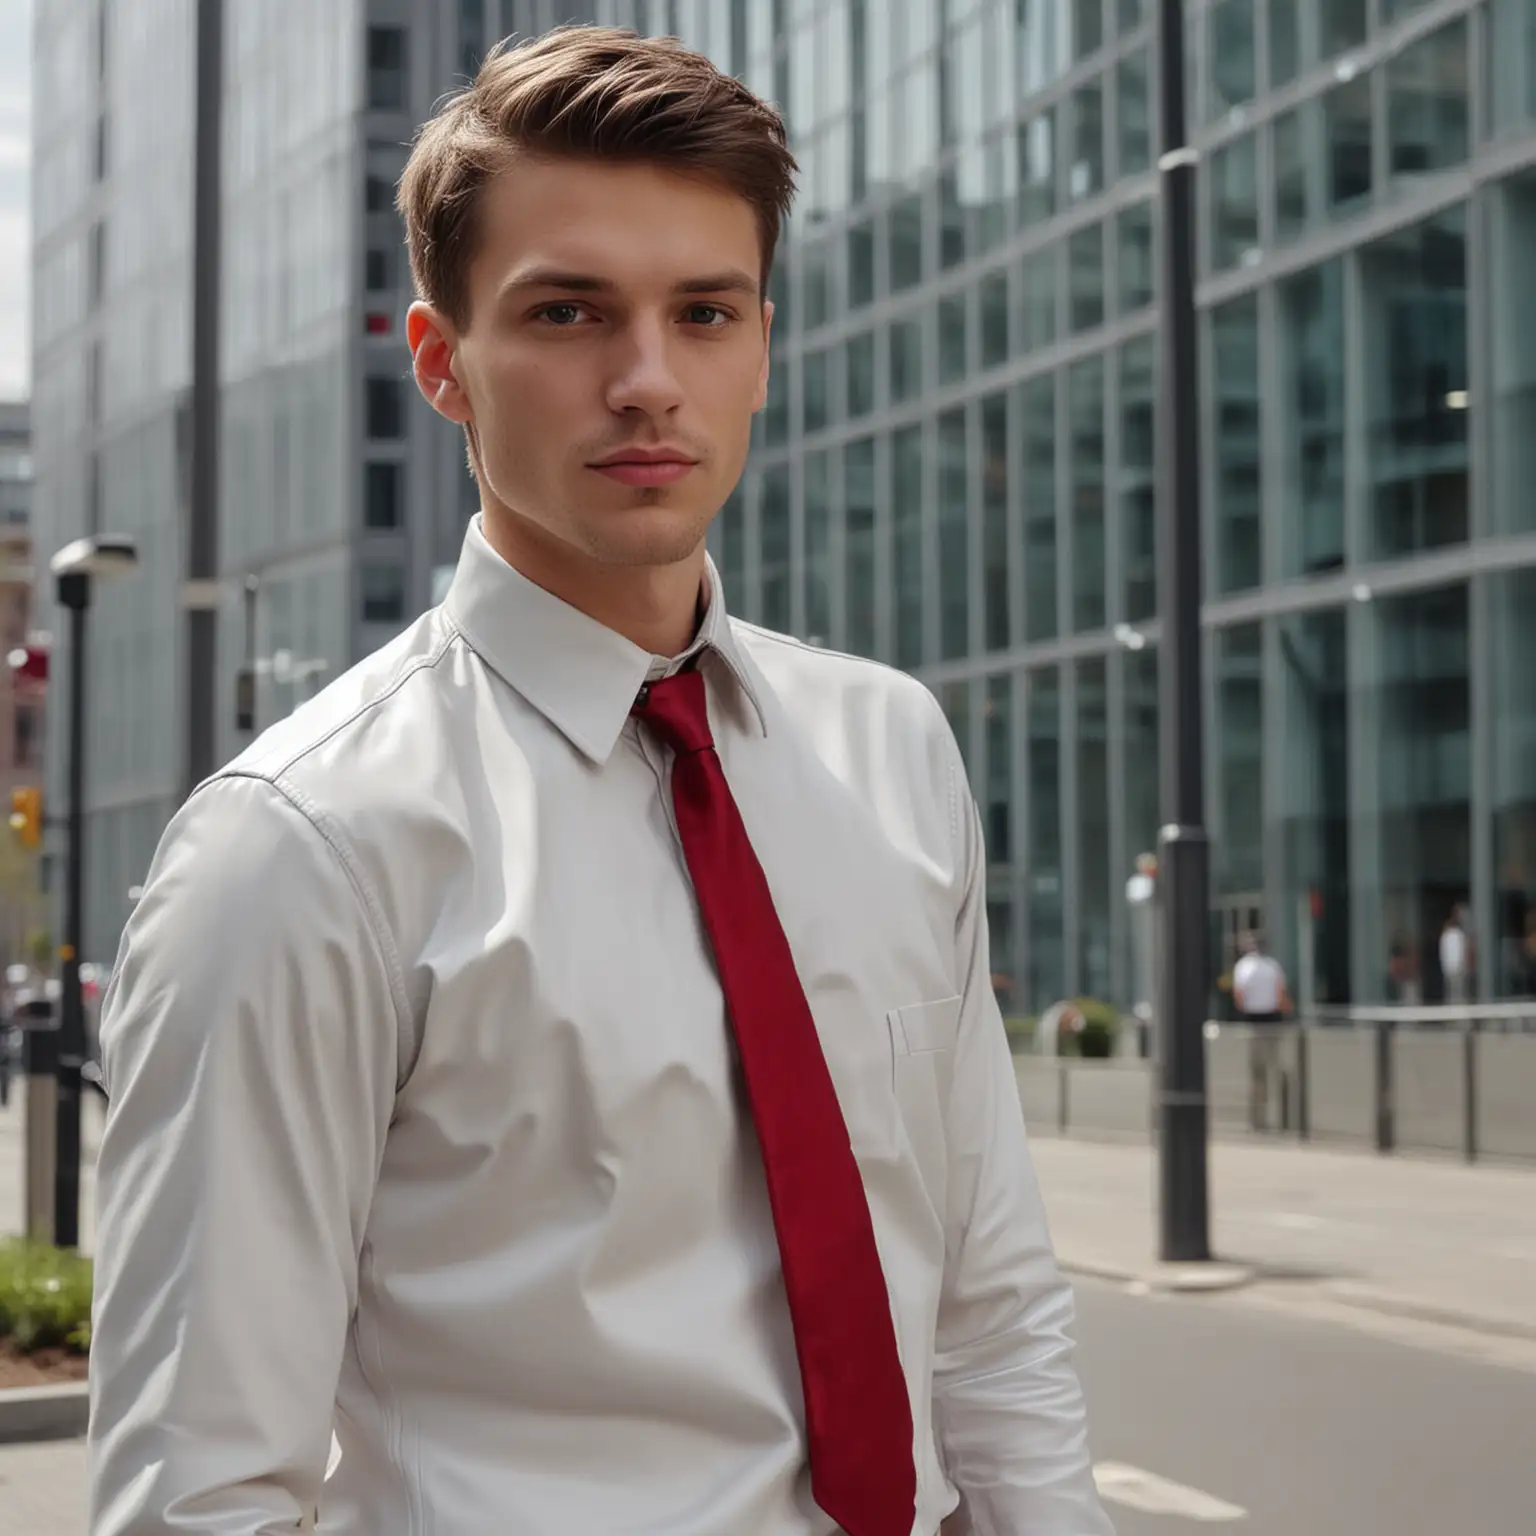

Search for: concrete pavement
xmin=1075 ymin=1275 xmax=1536 ymax=1535
xmin=1029 ymin=1132 xmax=1536 ymax=1355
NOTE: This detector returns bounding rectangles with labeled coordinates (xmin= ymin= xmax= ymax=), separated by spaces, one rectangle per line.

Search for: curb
xmin=1060 ymin=1255 xmax=1257 ymax=1293
xmin=1324 ymin=1281 xmax=1536 ymax=1345
xmin=0 ymin=1383 xmax=89 ymax=1445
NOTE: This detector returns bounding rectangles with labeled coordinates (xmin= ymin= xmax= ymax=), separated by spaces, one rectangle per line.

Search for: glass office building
xmin=661 ymin=0 xmax=1536 ymax=1017
xmin=30 ymin=0 xmax=1536 ymax=1003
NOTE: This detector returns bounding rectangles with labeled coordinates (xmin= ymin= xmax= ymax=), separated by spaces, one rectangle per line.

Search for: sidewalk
xmin=1029 ymin=1132 xmax=1536 ymax=1345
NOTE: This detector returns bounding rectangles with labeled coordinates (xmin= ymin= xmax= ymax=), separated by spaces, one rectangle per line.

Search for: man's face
xmin=411 ymin=156 xmax=772 ymax=572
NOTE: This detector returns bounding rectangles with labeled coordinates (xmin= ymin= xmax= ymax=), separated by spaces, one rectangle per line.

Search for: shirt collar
xmin=443 ymin=515 xmax=766 ymax=765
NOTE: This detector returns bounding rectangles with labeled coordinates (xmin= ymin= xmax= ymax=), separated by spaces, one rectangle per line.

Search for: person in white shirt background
xmin=87 ymin=26 xmax=1112 ymax=1536
xmin=1233 ymin=931 xmax=1292 ymax=1132
xmin=1439 ymin=903 xmax=1474 ymax=1006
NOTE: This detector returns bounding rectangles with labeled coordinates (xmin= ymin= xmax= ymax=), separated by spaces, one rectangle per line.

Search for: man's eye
xmin=685 ymin=304 xmax=730 ymax=327
xmin=537 ymin=304 xmax=586 ymax=326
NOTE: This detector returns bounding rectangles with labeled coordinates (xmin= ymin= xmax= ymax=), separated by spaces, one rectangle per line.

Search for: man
xmin=1233 ymin=931 xmax=1292 ymax=1132
xmin=1439 ymin=904 xmax=1473 ymax=1006
xmin=89 ymin=28 xmax=1110 ymax=1536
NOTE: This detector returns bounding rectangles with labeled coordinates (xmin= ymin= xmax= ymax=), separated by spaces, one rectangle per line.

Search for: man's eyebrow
xmin=500 ymin=267 xmax=760 ymax=299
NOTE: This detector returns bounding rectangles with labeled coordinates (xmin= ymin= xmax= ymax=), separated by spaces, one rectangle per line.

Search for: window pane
xmin=802 ymin=240 xmax=832 ymax=330
xmin=891 ymin=317 xmax=923 ymax=402
xmin=1212 ymin=294 xmax=1262 ymax=594
xmin=1022 ymin=375 xmax=1058 ymax=641
xmin=939 ymin=168 xmax=967 ymax=270
xmin=1277 ymin=608 xmax=1352 ymax=1004
xmin=982 ymin=393 xmax=1009 ymax=652
xmin=805 ymin=451 xmax=832 ymax=644
xmin=1270 ymin=0 xmax=1300 ymax=89
xmin=894 ymin=426 xmax=925 ymax=668
xmin=1280 ymin=261 xmax=1346 ymax=576
xmin=1070 ymin=355 xmax=1106 ymax=633
xmin=1325 ymin=75 xmax=1373 ymax=216
xmin=717 ymin=487 xmax=746 ymax=614
xmin=1273 ymin=108 xmax=1308 ymax=243
xmin=361 ymin=563 xmax=406 ymax=623
xmin=981 ymin=271 xmax=1008 ymax=369
xmin=1362 ymin=208 xmax=1469 ymax=559
xmin=1491 ymin=570 xmax=1536 ymax=996
xmin=1118 ymin=50 xmax=1151 ymax=176
xmin=1027 ymin=667 xmax=1065 ymax=1011
xmin=1383 ymin=0 xmax=1432 ymax=20
xmin=848 ymin=219 xmax=875 ymax=307
xmin=1077 ymin=656 xmax=1112 ymax=1002
xmin=803 ymin=349 xmax=831 ymax=434
xmin=1372 ymin=586 xmax=1471 ymax=1004
xmin=1120 ymin=335 xmax=1156 ymax=622
xmin=848 ymin=332 xmax=875 ymax=418
xmin=1073 ymin=0 xmax=1103 ymax=61
xmin=844 ymin=438 xmax=877 ymax=657
xmin=761 ymin=466 xmax=791 ymax=631
xmin=1492 ymin=172 xmax=1536 ymax=533
xmin=368 ymin=26 xmax=407 ymax=111
xmin=1321 ymin=0 xmax=1367 ymax=59
xmin=1068 ymin=223 xmax=1105 ymax=333
xmin=1214 ymin=624 xmax=1265 ymax=908
xmin=939 ymin=410 xmax=970 ymax=661
xmin=939 ymin=294 xmax=968 ymax=384
xmin=1211 ymin=132 xmax=1260 ymax=270
xmin=1119 ymin=0 xmax=1147 ymax=33
xmin=364 ymin=462 xmax=401 ymax=530
xmin=365 ymin=376 xmax=404 ymax=440
xmin=1388 ymin=20 xmax=1470 ymax=183
xmin=1118 ymin=202 xmax=1154 ymax=313
xmin=1208 ymin=0 xmax=1256 ymax=120
xmin=1017 ymin=245 xmax=1058 ymax=351
xmin=1490 ymin=0 xmax=1536 ymax=134
xmin=1124 ymin=645 xmax=1161 ymax=869
xmin=1069 ymin=82 xmax=1104 ymax=201
xmin=986 ymin=673 xmax=1016 ymax=1011
xmin=890 ymin=193 xmax=924 ymax=291
xmin=1017 ymin=107 xmax=1057 ymax=228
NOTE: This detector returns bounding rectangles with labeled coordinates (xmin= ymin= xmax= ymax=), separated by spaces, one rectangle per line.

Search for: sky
xmin=0 ymin=0 xmax=31 ymax=402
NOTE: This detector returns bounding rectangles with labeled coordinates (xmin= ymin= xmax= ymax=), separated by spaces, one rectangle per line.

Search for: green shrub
xmin=0 ymin=1238 xmax=93 ymax=1354
xmin=1072 ymin=998 xmax=1120 ymax=1059
xmin=1003 ymin=1016 xmax=1037 ymax=1052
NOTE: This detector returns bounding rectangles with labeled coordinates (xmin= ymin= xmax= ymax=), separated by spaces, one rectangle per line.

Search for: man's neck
xmin=481 ymin=506 xmax=707 ymax=658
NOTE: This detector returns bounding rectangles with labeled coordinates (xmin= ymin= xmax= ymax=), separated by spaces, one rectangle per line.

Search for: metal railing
xmin=1016 ymin=1005 xmax=1536 ymax=1164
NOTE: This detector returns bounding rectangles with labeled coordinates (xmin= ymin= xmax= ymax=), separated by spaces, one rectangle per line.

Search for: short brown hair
xmin=399 ymin=26 xmax=798 ymax=330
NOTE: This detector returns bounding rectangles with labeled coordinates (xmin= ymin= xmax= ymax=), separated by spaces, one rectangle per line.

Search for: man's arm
xmin=89 ymin=773 xmax=403 ymax=1535
xmin=931 ymin=775 xmax=1114 ymax=1536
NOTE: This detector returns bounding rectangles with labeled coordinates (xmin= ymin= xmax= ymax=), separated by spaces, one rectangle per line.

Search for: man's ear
xmin=752 ymin=298 xmax=774 ymax=414
xmin=407 ymin=302 xmax=473 ymax=424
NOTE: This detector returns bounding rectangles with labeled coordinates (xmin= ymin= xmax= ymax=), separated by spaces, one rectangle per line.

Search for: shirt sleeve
xmin=89 ymin=772 xmax=404 ymax=1536
xmin=931 ymin=765 xmax=1115 ymax=1535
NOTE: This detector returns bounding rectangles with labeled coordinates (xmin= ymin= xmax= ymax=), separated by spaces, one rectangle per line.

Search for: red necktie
xmin=634 ymin=669 xmax=916 ymax=1536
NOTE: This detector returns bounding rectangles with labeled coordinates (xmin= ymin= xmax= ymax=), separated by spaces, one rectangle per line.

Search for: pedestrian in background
xmin=85 ymin=27 xmax=1110 ymax=1536
xmin=1234 ymin=930 xmax=1292 ymax=1132
xmin=1440 ymin=903 xmax=1474 ymax=1007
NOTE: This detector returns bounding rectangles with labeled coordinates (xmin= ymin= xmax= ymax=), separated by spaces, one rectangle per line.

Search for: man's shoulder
xmin=729 ymin=619 xmax=948 ymax=739
xmin=215 ymin=608 xmax=462 ymax=810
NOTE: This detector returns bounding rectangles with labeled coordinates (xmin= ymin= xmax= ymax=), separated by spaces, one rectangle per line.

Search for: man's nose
xmin=605 ymin=317 xmax=686 ymax=417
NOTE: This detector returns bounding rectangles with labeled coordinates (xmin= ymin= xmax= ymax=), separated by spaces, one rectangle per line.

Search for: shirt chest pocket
xmin=885 ymin=995 xmax=961 ymax=1211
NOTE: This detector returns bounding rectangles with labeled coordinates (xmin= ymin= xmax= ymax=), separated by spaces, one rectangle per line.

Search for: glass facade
xmin=682 ymin=0 xmax=1536 ymax=1018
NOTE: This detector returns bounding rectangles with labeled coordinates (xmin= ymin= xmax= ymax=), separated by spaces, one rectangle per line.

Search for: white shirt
xmin=89 ymin=516 xmax=1111 ymax=1536
xmin=1233 ymin=953 xmax=1286 ymax=1016
xmin=1439 ymin=925 xmax=1467 ymax=980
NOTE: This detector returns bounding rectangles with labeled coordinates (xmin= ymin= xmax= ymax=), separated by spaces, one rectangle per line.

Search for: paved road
xmin=9 ymin=1277 xmax=1534 ymax=1534
xmin=1075 ymin=1277 xmax=1536 ymax=1536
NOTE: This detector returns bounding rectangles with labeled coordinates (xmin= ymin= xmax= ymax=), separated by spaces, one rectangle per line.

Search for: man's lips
xmin=590 ymin=454 xmax=698 ymax=487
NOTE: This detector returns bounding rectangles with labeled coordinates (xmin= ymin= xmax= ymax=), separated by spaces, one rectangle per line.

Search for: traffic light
xmin=8 ymin=786 xmax=41 ymax=849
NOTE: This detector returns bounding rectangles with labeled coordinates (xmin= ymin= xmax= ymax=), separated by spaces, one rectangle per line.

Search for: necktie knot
xmin=634 ymin=669 xmax=715 ymax=756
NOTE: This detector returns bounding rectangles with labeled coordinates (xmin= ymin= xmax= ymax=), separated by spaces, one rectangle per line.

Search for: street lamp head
xmin=50 ymin=534 xmax=140 ymax=581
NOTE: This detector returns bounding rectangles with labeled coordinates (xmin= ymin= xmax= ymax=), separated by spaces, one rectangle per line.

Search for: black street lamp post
xmin=49 ymin=534 xmax=138 ymax=1250
xmin=1155 ymin=0 xmax=1212 ymax=1262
